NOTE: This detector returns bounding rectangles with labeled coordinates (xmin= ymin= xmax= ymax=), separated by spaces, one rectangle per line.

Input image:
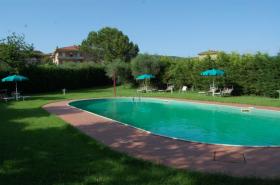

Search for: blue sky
xmin=1 ymin=0 xmax=280 ymax=57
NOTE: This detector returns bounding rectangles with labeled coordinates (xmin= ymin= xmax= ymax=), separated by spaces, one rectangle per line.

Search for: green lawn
xmin=1 ymin=86 xmax=280 ymax=185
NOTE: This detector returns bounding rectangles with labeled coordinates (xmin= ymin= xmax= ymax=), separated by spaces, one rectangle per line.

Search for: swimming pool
xmin=69 ymin=98 xmax=280 ymax=147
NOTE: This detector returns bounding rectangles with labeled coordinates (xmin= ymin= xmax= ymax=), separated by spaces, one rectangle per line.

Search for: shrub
xmin=164 ymin=52 xmax=280 ymax=97
xmin=105 ymin=59 xmax=131 ymax=84
xmin=0 ymin=62 xmax=111 ymax=94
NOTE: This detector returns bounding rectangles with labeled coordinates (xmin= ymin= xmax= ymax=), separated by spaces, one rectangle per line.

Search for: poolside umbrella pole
xmin=1 ymin=75 xmax=29 ymax=100
xmin=136 ymin=74 xmax=155 ymax=91
xmin=200 ymin=69 xmax=224 ymax=96
xmin=113 ymin=72 xmax=116 ymax=97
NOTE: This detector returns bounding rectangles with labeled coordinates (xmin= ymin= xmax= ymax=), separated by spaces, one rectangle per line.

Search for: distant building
xmin=198 ymin=50 xmax=220 ymax=60
xmin=52 ymin=45 xmax=84 ymax=65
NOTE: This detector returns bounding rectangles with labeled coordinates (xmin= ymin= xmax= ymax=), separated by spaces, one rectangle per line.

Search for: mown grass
xmin=1 ymin=86 xmax=280 ymax=185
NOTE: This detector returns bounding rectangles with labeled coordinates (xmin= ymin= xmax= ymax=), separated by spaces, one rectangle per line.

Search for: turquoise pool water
xmin=69 ymin=98 xmax=280 ymax=146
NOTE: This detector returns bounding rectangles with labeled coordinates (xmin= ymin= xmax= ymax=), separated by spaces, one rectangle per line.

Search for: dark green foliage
xmin=0 ymin=31 xmax=279 ymax=98
xmin=0 ymin=33 xmax=34 ymax=69
xmin=40 ymin=55 xmax=53 ymax=64
xmin=163 ymin=52 xmax=280 ymax=97
xmin=80 ymin=27 xmax=139 ymax=63
xmin=0 ymin=63 xmax=111 ymax=93
xmin=105 ymin=59 xmax=131 ymax=83
xmin=131 ymin=54 xmax=168 ymax=87
xmin=131 ymin=54 xmax=167 ymax=77
xmin=0 ymin=61 xmax=13 ymax=73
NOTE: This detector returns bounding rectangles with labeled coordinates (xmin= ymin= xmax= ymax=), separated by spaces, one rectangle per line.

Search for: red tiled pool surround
xmin=43 ymin=99 xmax=280 ymax=178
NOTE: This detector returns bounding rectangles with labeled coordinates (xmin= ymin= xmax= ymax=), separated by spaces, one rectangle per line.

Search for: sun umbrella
xmin=136 ymin=74 xmax=155 ymax=90
xmin=201 ymin=69 xmax=224 ymax=96
xmin=201 ymin=69 xmax=224 ymax=77
xmin=1 ymin=75 xmax=29 ymax=99
xmin=136 ymin=74 xmax=155 ymax=80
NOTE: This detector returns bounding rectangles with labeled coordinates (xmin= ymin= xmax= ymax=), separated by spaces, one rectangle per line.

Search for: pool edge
xmin=68 ymin=97 xmax=280 ymax=148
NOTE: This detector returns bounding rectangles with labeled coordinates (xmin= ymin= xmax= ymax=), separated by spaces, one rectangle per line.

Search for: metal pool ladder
xmin=132 ymin=95 xmax=141 ymax=102
xmin=240 ymin=107 xmax=254 ymax=113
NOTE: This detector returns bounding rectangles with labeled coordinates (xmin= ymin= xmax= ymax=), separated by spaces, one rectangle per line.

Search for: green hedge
xmin=164 ymin=52 xmax=280 ymax=97
xmin=1 ymin=52 xmax=280 ymax=97
xmin=0 ymin=63 xmax=111 ymax=94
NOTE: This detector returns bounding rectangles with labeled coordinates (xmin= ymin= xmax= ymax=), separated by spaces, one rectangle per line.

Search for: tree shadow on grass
xmin=1 ymin=104 xmax=280 ymax=185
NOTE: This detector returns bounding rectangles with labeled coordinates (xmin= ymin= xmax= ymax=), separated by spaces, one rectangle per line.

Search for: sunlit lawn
xmin=1 ymin=86 xmax=280 ymax=185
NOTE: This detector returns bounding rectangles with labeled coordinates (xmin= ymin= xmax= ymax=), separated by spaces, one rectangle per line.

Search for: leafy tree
xmin=41 ymin=55 xmax=53 ymax=65
xmin=0 ymin=33 xmax=34 ymax=69
xmin=105 ymin=59 xmax=131 ymax=83
xmin=104 ymin=58 xmax=131 ymax=96
xmin=161 ymin=51 xmax=280 ymax=97
xmin=165 ymin=61 xmax=188 ymax=88
xmin=0 ymin=60 xmax=12 ymax=73
xmin=131 ymin=54 xmax=165 ymax=77
xmin=131 ymin=54 xmax=168 ymax=88
xmin=81 ymin=27 xmax=139 ymax=63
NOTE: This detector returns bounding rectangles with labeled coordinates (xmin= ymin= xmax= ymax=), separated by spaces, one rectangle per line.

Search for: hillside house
xmin=52 ymin=45 xmax=84 ymax=64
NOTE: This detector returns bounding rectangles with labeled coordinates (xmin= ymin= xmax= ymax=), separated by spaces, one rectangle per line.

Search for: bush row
xmin=162 ymin=52 xmax=280 ymax=97
xmin=0 ymin=63 xmax=111 ymax=94
xmin=1 ymin=52 xmax=280 ymax=97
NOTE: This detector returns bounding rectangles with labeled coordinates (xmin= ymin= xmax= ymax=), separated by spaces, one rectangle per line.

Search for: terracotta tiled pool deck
xmin=43 ymin=98 xmax=280 ymax=178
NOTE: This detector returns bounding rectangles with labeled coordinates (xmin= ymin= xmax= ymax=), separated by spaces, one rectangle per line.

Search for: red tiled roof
xmin=56 ymin=45 xmax=80 ymax=51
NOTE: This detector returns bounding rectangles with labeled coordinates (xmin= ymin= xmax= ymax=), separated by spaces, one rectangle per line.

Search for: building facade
xmin=52 ymin=45 xmax=84 ymax=65
xmin=198 ymin=50 xmax=220 ymax=60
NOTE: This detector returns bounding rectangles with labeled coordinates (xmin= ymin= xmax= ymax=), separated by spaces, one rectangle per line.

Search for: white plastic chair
xmin=181 ymin=86 xmax=188 ymax=92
